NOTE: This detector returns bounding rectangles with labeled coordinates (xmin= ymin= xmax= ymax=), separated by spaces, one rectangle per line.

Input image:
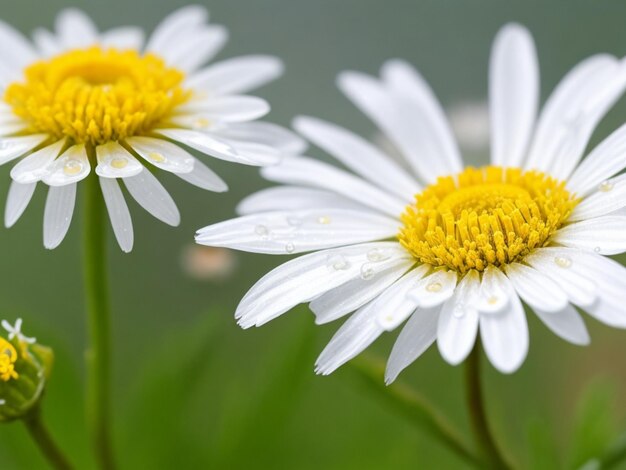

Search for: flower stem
xmin=83 ymin=174 xmax=116 ymax=469
xmin=24 ymin=407 xmax=74 ymax=470
xmin=350 ymin=354 xmax=483 ymax=468
xmin=464 ymin=342 xmax=512 ymax=469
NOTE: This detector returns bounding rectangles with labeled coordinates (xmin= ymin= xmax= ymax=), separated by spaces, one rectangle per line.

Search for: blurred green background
xmin=1 ymin=0 xmax=626 ymax=468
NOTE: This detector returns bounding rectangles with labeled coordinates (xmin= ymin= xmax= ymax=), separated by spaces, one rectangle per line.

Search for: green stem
xmin=350 ymin=354 xmax=483 ymax=468
xmin=464 ymin=343 xmax=512 ymax=470
xmin=83 ymin=174 xmax=116 ymax=469
xmin=24 ymin=408 xmax=74 ymax=470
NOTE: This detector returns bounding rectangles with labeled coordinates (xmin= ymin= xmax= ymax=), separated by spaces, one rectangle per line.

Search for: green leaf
xmin=569 ymin=380 xmax=617 ymax=469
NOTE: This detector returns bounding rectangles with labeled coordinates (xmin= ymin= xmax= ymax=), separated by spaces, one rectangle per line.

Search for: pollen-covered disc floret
xmin=4 ymin=47 xmax=190 ymax=146
xmin=399 ymin=166 xmax=579 ymax=273
xmin=0 ymin=338 xmax=18 ymax=382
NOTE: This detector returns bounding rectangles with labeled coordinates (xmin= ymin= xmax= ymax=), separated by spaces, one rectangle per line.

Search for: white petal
xmin=193 ymin=135 xmax=281 ymax=167
xmin=310 ymin=259 xmax=414 ymax=325
xmin=195 ymin=209 xmax=399 ymax=254
xmin=479 ymin=284 xmax=528 ymax=374
xmin=175 ymin=157 xmax=227 ymax=192
xmin=525 ymin=247 xmax=597 ymax=307
xmin=477 ymin=266 xmax=510 ymax=313
xmin=552 ymin=216 xmax=626 ymax=255
xmin=261 ymin=156 xmax=407 ymax=217
xmin=504 ymin=262 xmax=568 ymax=312
xmin=567 ymin=123 xmax=626 ymax=196
xmin=55 ymin=8 xmax=98 ymax=49
xmin=125 ymin=137 xmax=194 ymax=174
xmin=0 ymin=19 xmax=39 ymax=70
xmin=11 ymin=139 xmax=66 ymax=184
xmin=437 ymin=270 xmax=480 ymax=365
xmin=385 ymin=305 xmax=440 ymax=384
xmin=175 ymin=95 xmax=270 ymax=122
xmin=95 ymin=142 xmax=143 ymax=178
xmin=293 ymin=115 xmax=420 ymax=201
xmin=0 ymin=135 xmax=48 ymax=165
xmin=235 ymin=242 xmax=409 ymax=328
xmin=99 ymin=27 xmax=144 ymax=50
xmin=408 ymin=269 xmax=458 ymax=308
xmin=123 ymin=169 xmax=180 ymax=226
xmin=376 ymin=265 xmax=430 ymax=330
xmin=43 ymin=183 xmax=76 ymax=249
xmin=532 ymin=304 xmax=590 ymax=346
xmin=43 ymin=144 xmax=91 ymax=186
xmin=236 ymin=186 xmax=366 ymax=215
xmin=315 ymin=303 xmax=386 ymax=377
xmin=145 ymin=5 xmax=209 ymax=54
xmin=100 ymin=177 xmax=133 ymax=253
xmin=316 ymin=268 xmax=425 ymax=376
xmin=32 ymin=28 xmax=62 ymax=57
xmin=186 ymin=55 xmax=284 ymax=95
xmin=211 ymin=121 xmax=307 ymax=155
xmin=380 ymin=60 xmax=463 ymax=178
xmin=0 ymin=122 xmax=27 ymax=136
xmin=567 ymin=251 xmax=626 ymax=328
xmin=525 ymin=55 xmax=626 ymax=179
xmin=489 ymin=24 xmax=538 ymax=168
xmin=155 ymin=129 xmax=264 ymax=165
xmin=570 ymin=173 xmax=626 ymax=221
xmin=4 ymin=181 xmax=36 ymax=228
xmin=153 ymin=25 xmax=227 ymax=72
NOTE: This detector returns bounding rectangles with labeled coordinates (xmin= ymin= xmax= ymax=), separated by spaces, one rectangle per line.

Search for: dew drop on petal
xmin=63 ymin=159 xmax=83 ymax=175
xmin=285 ymin=242 xmax=295 ymax=253
xmin=286 ymin=216 xmax=302 ymax=227
xmin=554 ymin=256 xmax=572 ymax=268
xmin=360 ymin=263 xmax=375 ymax=280
xmin=328 ymin=254 xmax=350 ymax=271
xmin=426 ymin=282 xmax=442 ymax=293
xmin=111 ymin=158 xmax=128 ymax=169
xmin=367 ymin=248 xmax=389 ymax=262
xmin=254 ymin=224 xmax=269 ymax=238
xmin=317 ymin=215 xmax=331 ymax=225
xmin=599 ymin=180 xmax=614 ymax=192
xmin=594 ymin=246 xmax=601 ymax=253
xmin=453 ymin=304 xmax=465 ymax=319
xmin=148 ymin=152 xmax=166 ymax=163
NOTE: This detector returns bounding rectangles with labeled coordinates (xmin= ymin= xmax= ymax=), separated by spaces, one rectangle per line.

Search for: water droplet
xmin=594 ymin=246 xmax=601 ymax=253
xmin=426 ymin=282 xmax=442 ymax=293
xmin=487 ymin=296 xmax=499 ymax=305
xmin=285 ymin=242 xmax=295 ymax=253
xmin=286 ymin=216 xmax=302 ymax=227
xmin=360 ymin=263 xmax=375 ymax=280
xmin=193 ymin=118 xmax=211 ymax=129
xmin=317 ymin=215 xmax=331 ymax=225
xmin=554 ymin=256 xmax=572 ymax=268
xmin=254 ymin=224 xmax=269 ymax=238
xmin=148 ymin=152 xmax=166 ymax=163
xmin=367 ymin=248 xmax=389 ymax=262
xmin=63 ymin=159 xmax=83 ymax=175
xmin=453 ymin=305 xmax=465 ymax=318
xmin=328 ymin=254 xmax=350 ymax=271
xmin=111 ymin=158 xmax=128 ymax=169
xmin=599 ymin=180 xmax=614 ymax=192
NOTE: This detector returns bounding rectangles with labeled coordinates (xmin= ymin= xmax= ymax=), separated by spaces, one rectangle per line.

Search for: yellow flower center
xmin=399 ymin=166 xmax=579 ymax=273
xmin=4 ymin=47 xmax=190 ymax=146
xmin=0 ymin=338 xmax=18 ymax=382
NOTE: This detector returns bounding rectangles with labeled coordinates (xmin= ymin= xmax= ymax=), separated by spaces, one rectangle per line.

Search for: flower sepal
xmin=0 ymin=320 xmax=53 ymax=422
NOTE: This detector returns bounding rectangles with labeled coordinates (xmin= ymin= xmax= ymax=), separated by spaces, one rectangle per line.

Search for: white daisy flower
xmin=196 ymin=23 xmax=626 ymax=382
xmin=0 ymin=6 xmax=305 ymax=251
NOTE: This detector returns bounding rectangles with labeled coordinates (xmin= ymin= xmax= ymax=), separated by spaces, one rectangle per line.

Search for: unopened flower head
xmin=197 ymin=24 xmax=626 ymax=382
xmin=0 ymin=319 xmax=53 ymax=421
xmin=0 ymin=6 xmax=304 ymax=251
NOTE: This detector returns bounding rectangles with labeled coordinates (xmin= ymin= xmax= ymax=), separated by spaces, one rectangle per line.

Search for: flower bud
xmin=0 ymin=319 xmax=53 ymax=422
